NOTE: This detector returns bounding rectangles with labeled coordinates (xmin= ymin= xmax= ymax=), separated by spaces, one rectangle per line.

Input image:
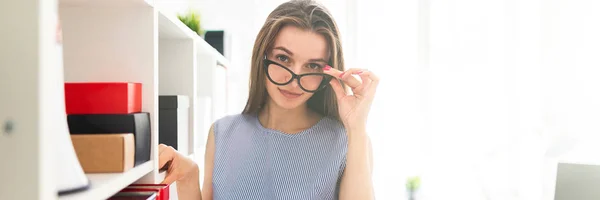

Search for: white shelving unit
xmin=0 ymin=0 xmax=230 ymax=199
xmin=156 ymin=4 xmax=229 ymax=155
xmin=59 ymin=162 xmax=153 ymax=200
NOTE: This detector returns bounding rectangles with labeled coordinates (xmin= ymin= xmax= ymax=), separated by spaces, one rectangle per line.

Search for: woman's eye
xmin=308 ymin=63 xmax=322 ymax=70
xmin=276 ymin=55 xmax=289 ymax=63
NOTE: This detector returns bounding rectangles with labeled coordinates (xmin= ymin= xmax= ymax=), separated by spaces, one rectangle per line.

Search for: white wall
xmin=420 ymin=0 xmax=600 ymax=199
xmin=353 ymin=0 xmax=422 ymax=199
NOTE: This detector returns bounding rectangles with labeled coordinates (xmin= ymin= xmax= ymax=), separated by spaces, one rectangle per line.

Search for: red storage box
xmin=121 ymin=184 xmax=170 ymax=200
xmin=65 ymin=82 xmax=142 ymax=114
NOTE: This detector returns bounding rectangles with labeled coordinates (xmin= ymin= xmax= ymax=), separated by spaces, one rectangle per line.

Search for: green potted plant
xmin=406 ymin=176 xmax=421 ymax=200
xmin=177 ymin=9 xmax=204 ymax=37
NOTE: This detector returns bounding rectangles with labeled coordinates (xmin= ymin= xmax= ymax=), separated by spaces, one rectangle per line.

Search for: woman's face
xmin=265 ymin=25 xmax=330 ymax=110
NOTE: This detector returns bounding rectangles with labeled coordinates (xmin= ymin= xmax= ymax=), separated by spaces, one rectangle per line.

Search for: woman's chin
xmin=274 ymin=96 xmax=307 ymax=110
xmin=276 ymin=101 xmax=304 ymax=110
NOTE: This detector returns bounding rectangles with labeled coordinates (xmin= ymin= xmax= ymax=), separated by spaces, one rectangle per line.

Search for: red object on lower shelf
xmin=65 ymin=82 xmax=142 ymax=114
xmin=120 ymin=184 xmax=170 ymax=200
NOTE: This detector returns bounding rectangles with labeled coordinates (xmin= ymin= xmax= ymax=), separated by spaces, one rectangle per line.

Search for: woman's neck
xmin=258 ymin=99 xmax=321 ymax=134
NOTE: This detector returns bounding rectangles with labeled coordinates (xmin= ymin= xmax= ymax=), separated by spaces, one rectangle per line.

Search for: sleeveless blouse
xmin=212 ymin=114 xmax=348 ymax=200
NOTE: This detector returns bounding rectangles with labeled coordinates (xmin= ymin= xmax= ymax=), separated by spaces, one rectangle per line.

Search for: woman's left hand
xmin=323 ymin=66 xmax=380 ymax=132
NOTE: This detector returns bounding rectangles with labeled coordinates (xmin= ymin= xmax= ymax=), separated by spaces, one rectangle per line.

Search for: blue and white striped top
xmin=212 ymin=113 xmax=348 ymax=200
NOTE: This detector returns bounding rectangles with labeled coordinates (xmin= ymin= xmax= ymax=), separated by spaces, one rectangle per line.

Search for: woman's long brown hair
xmin=242 ymin=0 xmax=346 ymax=122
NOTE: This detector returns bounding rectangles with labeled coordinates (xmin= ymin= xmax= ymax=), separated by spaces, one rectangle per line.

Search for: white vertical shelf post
xmin=0 ymin=0 xmax=58 ymax=199
xmin=196 ymin=53 xmax=218 ymax=150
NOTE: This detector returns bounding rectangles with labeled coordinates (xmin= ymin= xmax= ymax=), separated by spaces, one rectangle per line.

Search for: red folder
xmin=121 ymin=184 xmax=170 ymax=200
xmin=65 ymin=82 xmax=142 ymax=114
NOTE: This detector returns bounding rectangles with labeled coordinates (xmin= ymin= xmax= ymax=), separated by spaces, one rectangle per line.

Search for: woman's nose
xmin=287 ymin=64 xmax=302 ymax=88
xmin=288 ymin=78 xmax=300 ymax=88
xmin=290 ymin=64 xmax=303 ymax=75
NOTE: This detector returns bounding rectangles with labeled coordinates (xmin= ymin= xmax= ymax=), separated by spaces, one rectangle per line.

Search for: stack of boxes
xmin=65 ymin=82 xmax=151 ymax=173
xmin=64 ymin=82 xmax=174 ymax=199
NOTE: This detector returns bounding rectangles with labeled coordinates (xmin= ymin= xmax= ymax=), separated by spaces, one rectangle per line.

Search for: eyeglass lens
xmin=266 ymin=62 xmax=325 ymax=91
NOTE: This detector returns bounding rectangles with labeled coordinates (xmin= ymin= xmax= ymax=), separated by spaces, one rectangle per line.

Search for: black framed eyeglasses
xmin=263 ymin=58 xmax=333 ymax=93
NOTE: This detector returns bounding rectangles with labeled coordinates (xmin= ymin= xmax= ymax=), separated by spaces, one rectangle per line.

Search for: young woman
xmin=158 ymin=0 xmax=378 ymax=199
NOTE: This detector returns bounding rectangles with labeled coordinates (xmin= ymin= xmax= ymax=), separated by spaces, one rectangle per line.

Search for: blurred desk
xmin=554 ymin=162 xmax=600 ymax=200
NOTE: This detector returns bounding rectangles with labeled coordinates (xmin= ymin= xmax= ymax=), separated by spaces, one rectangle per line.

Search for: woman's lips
xmin=279 ymin=88 xmax=302 ymax=99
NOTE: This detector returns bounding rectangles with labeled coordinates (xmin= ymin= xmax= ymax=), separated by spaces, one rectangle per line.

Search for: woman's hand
xmin=323 ymin=66 xmax=380 ymax=132
xmin=324 ymin=66 xmax=377 ymax=199
xmin=158 ymin=144 xmax=199 ymax=185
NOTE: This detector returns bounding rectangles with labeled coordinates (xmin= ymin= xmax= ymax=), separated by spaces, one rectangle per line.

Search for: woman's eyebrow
xmin=273 ymin=46 xmax=293 ymax=55
xmin=308 ymin=58 xmax=328 ymax=63
xmin=274 ymin=46 xmax=327 ymax=63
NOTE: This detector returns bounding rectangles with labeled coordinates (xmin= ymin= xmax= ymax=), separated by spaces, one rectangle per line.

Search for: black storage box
xmin=205 ymin=30 xmax=225 ymax=56
xmin=159 ymin=95 xmax=189 ymax=154
xmin=67 ymin=112 xmax=151 ymax=166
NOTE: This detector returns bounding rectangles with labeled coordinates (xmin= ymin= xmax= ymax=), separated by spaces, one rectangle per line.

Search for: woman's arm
xmin=322 ymin=66 xmax=380 ymax=200
xmin=159 ymin=124 xmax=216 ymax=200
xmin=175 ymin=166 xmax=202 ymax=200
xmin=201 ymin=124 xmax=216 ymax=200
xmin=158 ymin=143 xmax=202 ymax=200
xmin=339 ymin=128 xmax=374 ymax=200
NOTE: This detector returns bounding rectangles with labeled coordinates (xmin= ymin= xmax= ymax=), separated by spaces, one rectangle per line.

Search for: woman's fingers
xmin=161 ymin=169 xmax=179 ymax=184
xmin=158 ymin=144 xmax=175 ymax=170
xmin=323 ymin=65 xmax=343 ymax=77
xmin=350 ymin=70 xmax=373 ymax=95
xmin=324 ymin=66 xmax=380 ymax=98
xmin=324 ymin=67 xmax=365 ymax=89
xmin=329 ymin=78 xmax=347 ymax=100
xmin=158 ymin=143 xmax=200 ymax=185
xmin=159 ymin=144 xmax=179 ymax=184
xmin=359 ymin=71 xmax=380 ymax=95
xmin=356 ymin=71 xmax=381 ymax=102
xmin=360 ymin=70 xmax=380 ymax=85
xmin=339 ymin=68 xmax=364 ymax=89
